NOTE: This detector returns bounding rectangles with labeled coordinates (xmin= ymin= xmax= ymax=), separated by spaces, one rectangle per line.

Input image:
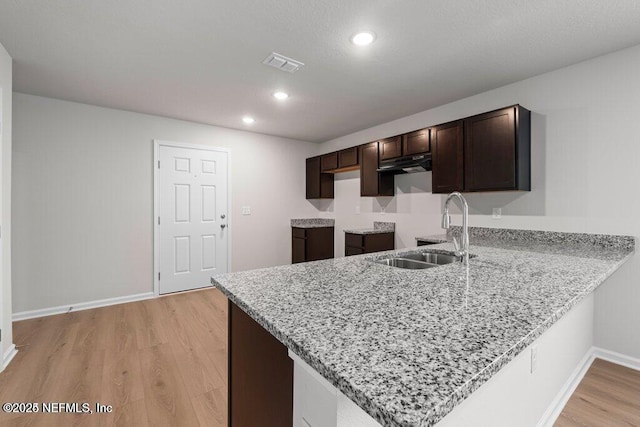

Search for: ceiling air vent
xmin=262 ymin=52 xmax=304 ymax=73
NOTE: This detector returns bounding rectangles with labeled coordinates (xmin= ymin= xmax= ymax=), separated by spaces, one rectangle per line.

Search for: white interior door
xmin=156 ymin=142 xmax=229 ymax=295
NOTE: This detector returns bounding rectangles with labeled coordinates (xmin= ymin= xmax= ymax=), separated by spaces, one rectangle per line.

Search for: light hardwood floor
xmin=2 ymin=288 xmax=639 ymax=427
xmin=0 ymin=288 xmax=228 ymax=427
xmin=555 ymin=358 xmax=640 ymax=426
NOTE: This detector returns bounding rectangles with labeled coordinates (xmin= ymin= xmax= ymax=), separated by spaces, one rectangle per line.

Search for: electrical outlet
xmin=530 ymin=345 xmax=538 ymax=374
xmin=241 ymin=206 xmax=251 ymax=215
xmin=492 ymin=208 xmax=502 ymax=219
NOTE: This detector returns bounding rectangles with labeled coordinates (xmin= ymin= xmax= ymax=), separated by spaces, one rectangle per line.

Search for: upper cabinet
xmin=432 ymin=105 xmax=531 ymax=193
xmin=402 ymin=128 xmax=430 ymax=155
xmin=320 ymin=152 xmax=338 ymax=172
xmin=320 ymin=147 xmax=359 ymax=173
xmin=379 ymin=136 xmax=403 ymax=160
xmin=306 ymin=156 xmax=334 ymax=199
xmin=464 ymin=105 xmax=530 ymax=191
xmin=431 ymin=121 xmax=464 ymax=194
xmin=360 ymin=142 xmax=394 ymax=197
xmin=305 ymin=104 xmax=531 ymax=198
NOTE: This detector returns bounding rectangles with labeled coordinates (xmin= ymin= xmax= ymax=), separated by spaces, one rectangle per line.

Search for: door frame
xmin=153 ymin=140 xmax=232 ymax=297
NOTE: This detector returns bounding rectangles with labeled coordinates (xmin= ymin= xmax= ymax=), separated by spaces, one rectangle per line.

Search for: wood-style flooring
xmin=1 ymin=288 xmax=639 ymax=427
xmin=0 ymin=288 xmax=228 ymax=427
xmin=555 ymin=358 xmax=640 ymax=426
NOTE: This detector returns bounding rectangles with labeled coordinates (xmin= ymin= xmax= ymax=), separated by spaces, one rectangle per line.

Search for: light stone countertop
xmin=291 ymin=218 xmax=335 ymax=228
xmin=212 ymin=228 xmax=635 ymax=427
xmin=344 ymin=221 xmax=396 ymax=235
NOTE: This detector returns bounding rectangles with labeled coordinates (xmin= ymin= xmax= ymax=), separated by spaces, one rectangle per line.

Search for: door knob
xmin=221 ymin=214 xmax=226 ymax=219
xmin=221 ymin=224 xmax=226 ymax=229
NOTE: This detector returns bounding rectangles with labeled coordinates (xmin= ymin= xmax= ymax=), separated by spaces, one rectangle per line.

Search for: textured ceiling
xmin=1 ymin=0 xmax=640 ymax=142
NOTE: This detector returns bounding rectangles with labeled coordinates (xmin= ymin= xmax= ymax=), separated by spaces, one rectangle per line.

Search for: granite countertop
xmin=212 ymin=228 xmax=634 ymax=427
xmin=416 ymin=234 xmax=448 ymax=244
xmin=291 ymin=218 xmax=335 ymax=228
xmin=345 ymin=221 xmax=396 ymax=235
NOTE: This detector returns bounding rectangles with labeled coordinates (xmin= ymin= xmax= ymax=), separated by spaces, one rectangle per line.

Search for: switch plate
xmin=355 ymin=205 xmax=360 ymax=215
xmin=242 ymin=206 xmax=251 ymax=215
xmin=492 ymin=208 xmax=502 ymax=219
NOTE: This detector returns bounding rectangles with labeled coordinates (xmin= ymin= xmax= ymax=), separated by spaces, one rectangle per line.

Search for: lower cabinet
xmin=292 ymin=227 xmax=335 ymax=263
xmin=345 ymin=232 xmax=394 ymax=256
xmin=229 ymin=301 xmax=293 ymax=427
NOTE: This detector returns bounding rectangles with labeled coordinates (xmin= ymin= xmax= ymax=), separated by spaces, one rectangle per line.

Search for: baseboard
xmin=537 ymin=345 xmax=640 ymax=427
xmin=12 ymin=292 xmax=155 ymax=321
xmin=3 ymin=344 xmax=18 ymax=370
xmin=592 ymin=346 xmax=640 ymax=371
xmin=536 ymin=347 xmax=596 ymax=427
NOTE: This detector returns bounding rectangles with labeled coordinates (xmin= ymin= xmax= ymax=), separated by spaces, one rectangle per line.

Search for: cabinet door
xmin=321 ymin=152 xmax=338 ymax=171
xmin=229 ymin=302 xmax=293 ymax=427
xmin=306 ymin=156 xmax=334 ymax=199
xmin=360 ymin=142 xmax=394 ymax=197
xmin=464 ymin=106 xmax=523 ymax=191
xmin=363 ymin=233 xmax=394 ymax=253
xmin=403 ymin=129 xmax=430 ymax=155
xmin=379 ymin=136 xmax=402 ymax=160
xmin=305 ymin=157 xmax=321 ymax=199
xmin=338 ymin=147 xmax=359 ymax=168
xmin=432 ymin=121 xmax=464 ymax=193
xmin=306 ymin=227 xmax=334 ymax=261
xmin=292 ymin=237 xmax=306 ymax=264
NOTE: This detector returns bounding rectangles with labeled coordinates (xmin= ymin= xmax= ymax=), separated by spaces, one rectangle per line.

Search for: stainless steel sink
xmin=396 ymin=252 xmax=460 ymax=265
xmin=376 ymin=258 xmax=438 ymax=269
xmin=375 ymin=251 xmax=461 ymax=269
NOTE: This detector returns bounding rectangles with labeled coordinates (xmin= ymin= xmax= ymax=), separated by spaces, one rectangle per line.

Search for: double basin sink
xmin=376 ymin=251 xmax=461 ymax=270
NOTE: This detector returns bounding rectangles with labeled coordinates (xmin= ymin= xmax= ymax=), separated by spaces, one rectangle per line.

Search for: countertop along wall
xmin=0 ymin=41 xmax=13 ymax=365
xmin=314 ymin=43 xmax=640 ymax=359
xmin=12 ymin=94 xmax=319 ymax=314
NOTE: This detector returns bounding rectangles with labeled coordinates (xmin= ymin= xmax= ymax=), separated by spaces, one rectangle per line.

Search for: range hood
xmin=377 ymin=153 xmax=432 ymax=174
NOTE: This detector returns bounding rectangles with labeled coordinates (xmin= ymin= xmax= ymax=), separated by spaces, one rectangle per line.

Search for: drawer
xmin=292 ymin=227 xmax=307 ymax=239
xmin=345 ymin=246 xmax=364 ymax=256
xmin=345 ymin=233 xmax=364 ymax=248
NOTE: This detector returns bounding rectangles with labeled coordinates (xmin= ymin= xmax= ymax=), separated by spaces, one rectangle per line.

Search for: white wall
xmin=12 ymin=94 xmax=318 ymax=314
xmin=317 ymin=44 xmax=640 ymax=358
xmin=0 ymin=41 xmax=13 ymax=364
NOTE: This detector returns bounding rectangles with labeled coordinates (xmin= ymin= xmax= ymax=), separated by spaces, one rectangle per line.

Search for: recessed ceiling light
xmin=273 ymin=91 xmax=289 ymax=100
xmin=242 ymin=116 xmax=255 ymax=124
xmin=351 ymin=31 xmax=376 ymax=46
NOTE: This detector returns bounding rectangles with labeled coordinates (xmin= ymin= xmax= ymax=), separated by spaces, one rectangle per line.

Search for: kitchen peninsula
xmin=212 ymin=228 xmax=634 ymax=427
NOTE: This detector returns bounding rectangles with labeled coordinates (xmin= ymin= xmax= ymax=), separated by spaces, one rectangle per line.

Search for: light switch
xmin=242 ymin=206 xmax=251 ymax=215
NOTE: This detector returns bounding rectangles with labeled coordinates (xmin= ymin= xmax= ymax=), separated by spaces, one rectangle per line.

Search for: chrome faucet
xmin=441 ymin=192 xmax=470 ymax=265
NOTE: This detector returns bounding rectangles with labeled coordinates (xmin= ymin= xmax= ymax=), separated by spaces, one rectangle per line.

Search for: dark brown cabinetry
xmin=338 ymin=147 xmax=359 ymax=169
xmin=379 ymin=136 xmax=403 ymax=160
xmin=431 ymin=120 xmax=465 ymax=193
xmin=464 ymin=105 xmax=530 ymax=191
xmin=320 ymin=152 xmax=338 ymax=171
xmin=292 ymin=227 xmax=334 ymax=263
xmin=431 ymin=105 xmax=531 ymax=193
xmin=229 ymin=301 xmax=293 ymax=427
xmin=345 ymin=232 xmax=394 ymax=256
xmin=360 ymin=142 xmax=394 ymax=197
xmin=306 ymin=156 xmax=334 ymax=199
xmin=403 ymin=128 xmax=430 ymax=155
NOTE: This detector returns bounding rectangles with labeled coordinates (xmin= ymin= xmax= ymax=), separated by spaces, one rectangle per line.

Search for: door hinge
xmin=157 ymin=160 xmax=160 ymax=169
xmin=0 ymin=329 xmax=2 ymax=342
xmin=158 ymin=216 xmax=160 ymax=225
xmin=158 ymin=272 xmax=160 ymax=281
